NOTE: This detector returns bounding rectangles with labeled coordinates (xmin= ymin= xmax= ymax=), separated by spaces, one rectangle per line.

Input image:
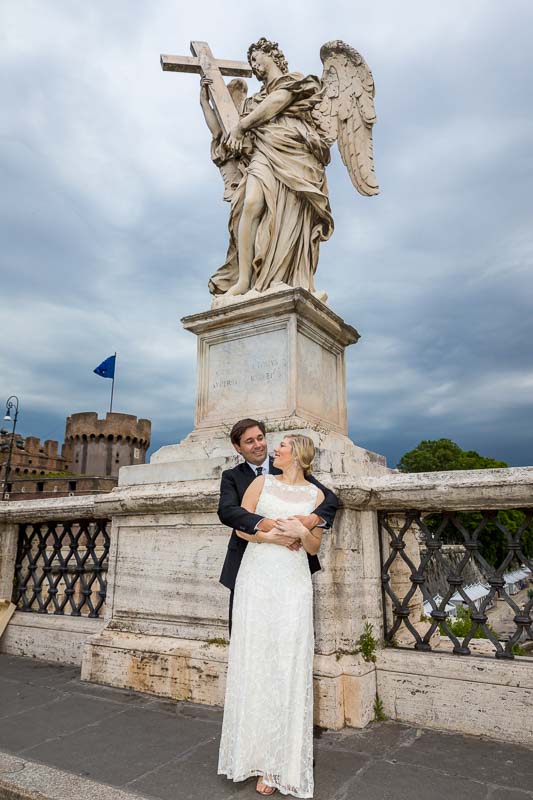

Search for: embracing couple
xmin=216 ymin=418 xmax=339 ymax=798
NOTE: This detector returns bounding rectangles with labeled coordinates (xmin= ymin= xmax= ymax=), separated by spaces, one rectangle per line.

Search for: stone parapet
xmin=0 ymin=465 xmax=532 ymax=743
xmin=339 ymin=466 xmax=533 ymax=510
xmin=377 ymin=648 xmax=533 ymax=744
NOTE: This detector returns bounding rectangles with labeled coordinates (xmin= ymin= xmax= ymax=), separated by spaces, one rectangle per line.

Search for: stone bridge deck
xmin=0 ymin=654 xmax=532 ymax=800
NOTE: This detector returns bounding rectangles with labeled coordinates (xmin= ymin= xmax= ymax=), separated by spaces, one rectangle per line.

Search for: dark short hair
xmin=230 ymin=418 xmax=266 ymax=446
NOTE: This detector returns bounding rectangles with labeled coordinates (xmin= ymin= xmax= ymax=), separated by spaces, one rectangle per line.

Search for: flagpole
xmin=110 ymin=352 xmax=116 ymax=413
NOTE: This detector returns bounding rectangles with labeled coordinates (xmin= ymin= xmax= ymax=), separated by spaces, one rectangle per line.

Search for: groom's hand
xmin=294 ymin=513 xmax=321 ymax=531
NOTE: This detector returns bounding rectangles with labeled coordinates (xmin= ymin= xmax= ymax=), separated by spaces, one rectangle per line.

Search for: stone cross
xmin=160 ymin=41 xmax=252 ymax=137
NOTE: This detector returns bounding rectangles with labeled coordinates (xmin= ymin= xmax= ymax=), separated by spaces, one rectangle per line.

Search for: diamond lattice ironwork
xmin=12 ymin=519 xmax=110 ymax=617
xmin=378 ymin=509 xmax=533 ymax=659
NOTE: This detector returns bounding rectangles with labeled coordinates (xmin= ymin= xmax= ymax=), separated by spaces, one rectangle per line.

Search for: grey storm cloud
xmin=1 ymin=0 xmax=532 ymax=467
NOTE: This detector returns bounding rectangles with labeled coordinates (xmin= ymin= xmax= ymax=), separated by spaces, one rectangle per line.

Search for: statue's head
xmin=247 ymin=37 xmax=288 ymax=78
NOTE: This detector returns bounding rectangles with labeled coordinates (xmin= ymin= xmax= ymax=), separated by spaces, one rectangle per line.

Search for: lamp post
xmin=2 ymin=395 xmax=19 ymax=501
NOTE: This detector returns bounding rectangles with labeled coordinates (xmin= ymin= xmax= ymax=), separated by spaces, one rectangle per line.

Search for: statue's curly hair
xmin=247 ymin=37 xmax=289 ymax=75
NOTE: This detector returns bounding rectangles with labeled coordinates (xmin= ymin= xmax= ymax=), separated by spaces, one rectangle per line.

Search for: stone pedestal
xmin=187 ymin=287 xmax=356 ymax=435
xmin=81 ymin=288 xmax=389 ymax=729
xmin=119 ymin=288 xmax=387 ymax=486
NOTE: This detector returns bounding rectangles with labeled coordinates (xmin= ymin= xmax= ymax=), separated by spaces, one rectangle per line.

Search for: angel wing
xmin=313 ymin=40 xmax=379 ymax=197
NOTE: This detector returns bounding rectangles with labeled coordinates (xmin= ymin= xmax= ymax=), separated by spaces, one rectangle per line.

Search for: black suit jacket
xmin=218 ymin=457 xmax=339 ymax=591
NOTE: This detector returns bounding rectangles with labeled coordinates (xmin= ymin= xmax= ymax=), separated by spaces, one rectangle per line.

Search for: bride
xmin=218 ymin=434 xmax=324 ymax=798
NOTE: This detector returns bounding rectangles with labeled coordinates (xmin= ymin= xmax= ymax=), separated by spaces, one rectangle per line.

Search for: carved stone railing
xmin=0 ymin=496 xmax=112 ymax=664
xmin=1 ymin=467 xmax=532 ymax=744
xmin=0 ymin=496 xmax=110 ymax=618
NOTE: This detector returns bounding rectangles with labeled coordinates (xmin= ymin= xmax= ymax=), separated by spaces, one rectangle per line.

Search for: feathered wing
xmin=313 ymin=40 xmax=379 ymax=197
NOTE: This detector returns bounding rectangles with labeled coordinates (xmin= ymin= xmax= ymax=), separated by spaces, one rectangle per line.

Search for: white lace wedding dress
xmin=218 ymin=474 xmax=319 ymax=798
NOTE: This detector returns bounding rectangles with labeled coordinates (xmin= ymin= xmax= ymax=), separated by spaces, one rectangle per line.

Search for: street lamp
xmin=2 ymin=395 xmax=19 ymax=501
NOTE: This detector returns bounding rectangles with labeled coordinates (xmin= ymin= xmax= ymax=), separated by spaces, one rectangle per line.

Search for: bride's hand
xmin=275 ymin=517 xmax=308 ymax=539
xmin=262 ymin=526 xmax=301 ymax=548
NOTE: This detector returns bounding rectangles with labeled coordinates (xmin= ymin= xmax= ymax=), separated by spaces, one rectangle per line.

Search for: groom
xmin=218 ymin=418 xmax=339 ymax=633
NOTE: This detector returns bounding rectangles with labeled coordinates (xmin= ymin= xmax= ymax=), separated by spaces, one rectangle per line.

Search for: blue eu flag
xmin=94 ymin=355 xmax=116 ymax=379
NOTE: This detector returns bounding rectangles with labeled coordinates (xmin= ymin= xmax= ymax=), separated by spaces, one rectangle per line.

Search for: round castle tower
xmin=63 ymin=412 xmax=151 ymax=478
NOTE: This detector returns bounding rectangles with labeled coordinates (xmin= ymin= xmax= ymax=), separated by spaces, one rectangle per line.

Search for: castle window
xmin=37 ymin=482 xmax=44 ymax=492
xmin=68 ymin=481 xmax=77 ymax=492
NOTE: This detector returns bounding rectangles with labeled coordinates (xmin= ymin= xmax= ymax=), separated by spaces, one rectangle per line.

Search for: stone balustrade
xmin=0 ymin=466 xmax=532 ymax=745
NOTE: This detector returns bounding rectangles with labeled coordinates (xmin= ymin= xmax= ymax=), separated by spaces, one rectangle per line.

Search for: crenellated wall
xmin=0 ymin=431 xmax=67 ymax=478
xmin=63 ymin=412 xmax=151 ymax=478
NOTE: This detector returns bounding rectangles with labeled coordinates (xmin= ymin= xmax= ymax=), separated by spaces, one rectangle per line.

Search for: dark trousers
xmin=228 ymin=590 xmax=234 ymax=638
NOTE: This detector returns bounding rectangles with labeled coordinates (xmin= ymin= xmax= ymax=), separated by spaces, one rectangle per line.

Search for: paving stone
xmin=393 ymin=726 xmax=533 ymax=792
xmin=64 ymin=677 xmax=181 ymax=712
xmin=312 ymin=749 xmax=371 ymax=800
xmin=0 ymin=677 xmax=64 ymax=720
xmin=1 ymin=654 xmax=532 ymax=800
xmin=0 ymin=693 xmax=128 ymax=753
xmin=340 ymin=759 xmax=489 ymax=800
xmin=316 ymin=720 xmax=413 ymax=755
xmin=22 ymin=705 xmax=218 ymax=786
xmin=128 ymin=737 xmax=240 ymax=800
xmin=0 ymin=655 xmax=79 ymax=687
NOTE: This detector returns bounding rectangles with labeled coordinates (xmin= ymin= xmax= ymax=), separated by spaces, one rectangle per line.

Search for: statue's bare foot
xmin=226 ymin=280 xmax=250 ymax=297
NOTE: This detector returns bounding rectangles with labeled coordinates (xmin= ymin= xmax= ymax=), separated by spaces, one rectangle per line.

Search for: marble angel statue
xmin=199 ymin=38 xmax=379 ymax=301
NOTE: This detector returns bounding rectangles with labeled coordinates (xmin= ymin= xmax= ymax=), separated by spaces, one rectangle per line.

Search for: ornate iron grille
xmin=378 ymin=509 xmax=533 ymax=660
xmin=12 ymin=519 xmax=110 ymax=617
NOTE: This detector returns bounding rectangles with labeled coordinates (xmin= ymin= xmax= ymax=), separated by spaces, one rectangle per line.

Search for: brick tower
xmin=62 ymin=412 xmax=151 ymax=478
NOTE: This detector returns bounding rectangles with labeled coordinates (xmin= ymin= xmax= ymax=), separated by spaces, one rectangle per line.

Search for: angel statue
xmin=197 ymin=38 xmax=379 ymax=301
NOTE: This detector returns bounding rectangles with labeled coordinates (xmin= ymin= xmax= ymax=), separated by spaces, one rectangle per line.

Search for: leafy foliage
xmin=397 ymin=438 xmax=508 ymax=473
xmin=423 ymin=509 xmax=533 ymax=567
xmin=397 ymin=439 xmax=533 ymax=568
xmin=358 ymin=622 xmax=377 ymax=663
xmin=440 ymin=605 xmax=496 ymax=640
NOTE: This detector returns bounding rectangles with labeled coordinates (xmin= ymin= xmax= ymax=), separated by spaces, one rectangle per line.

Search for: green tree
xmin=397 ymin=438 xmax=508 ymax=473
xmin=397 ymin=440 xmax=533 ymax=567
xmin=440 ymin=605 xmax=497 ymax=640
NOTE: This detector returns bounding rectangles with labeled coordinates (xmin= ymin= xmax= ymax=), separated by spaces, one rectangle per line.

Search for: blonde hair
xmin=286 ymin=434 xmax=315 ymax=475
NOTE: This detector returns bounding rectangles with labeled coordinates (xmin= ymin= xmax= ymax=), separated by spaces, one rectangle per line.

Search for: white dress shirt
xmin=245 ymin=454 xmax=270 ymax=476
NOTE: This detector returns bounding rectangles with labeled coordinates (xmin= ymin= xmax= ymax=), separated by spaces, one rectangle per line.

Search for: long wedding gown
xmin=218 ymin=475 xmax=319 ymax=798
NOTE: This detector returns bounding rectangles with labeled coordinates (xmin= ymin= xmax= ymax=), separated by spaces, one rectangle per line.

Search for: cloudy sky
xmin=1 ymin=1 xmax=532 ymax=468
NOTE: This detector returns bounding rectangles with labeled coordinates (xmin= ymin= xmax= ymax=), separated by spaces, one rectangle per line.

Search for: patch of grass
xmin=336 ymin=622 xmax=379 ymax=662
xmin=359 ymin=622 xmax=377 ymax=663
xmin=373 ymin=694 xmax=387 ymax=722
xmin=335 ymin=646 xmax=360 ymax=661
xmin=205 ymin=638 xmax=229 ymax=647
